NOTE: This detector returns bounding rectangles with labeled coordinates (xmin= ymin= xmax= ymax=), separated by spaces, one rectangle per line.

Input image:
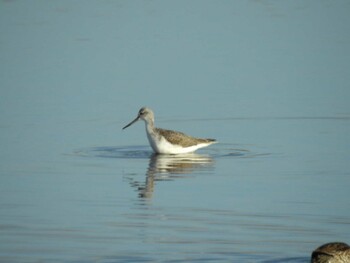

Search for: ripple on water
xmin=74 ymin=145 xmax=152 ymax=159
xmin=73 ymin=143 xmax=270 ymax=160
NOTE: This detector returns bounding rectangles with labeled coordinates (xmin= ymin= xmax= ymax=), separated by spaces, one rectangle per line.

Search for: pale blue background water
xmin=1 ymin=1 xmax=350 ymax=262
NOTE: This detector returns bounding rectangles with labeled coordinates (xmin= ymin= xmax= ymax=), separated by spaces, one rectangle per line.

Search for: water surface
xmin=1 ymin=1 xmax=350 ymax=262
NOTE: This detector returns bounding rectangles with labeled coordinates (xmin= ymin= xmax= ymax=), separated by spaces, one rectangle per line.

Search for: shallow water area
xmin=75 ymin=143 xmax=263 ymax=159
xmin=1 ymin=1 xmax=350 ymax=262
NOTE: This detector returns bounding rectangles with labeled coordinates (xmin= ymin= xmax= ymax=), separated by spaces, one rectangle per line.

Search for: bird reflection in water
xmin=127 ymin=153 xmax=214 ymax=199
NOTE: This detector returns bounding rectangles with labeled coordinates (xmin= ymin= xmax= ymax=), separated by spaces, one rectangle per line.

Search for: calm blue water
xmin=1 ymin=1 xmax=350 ymax=262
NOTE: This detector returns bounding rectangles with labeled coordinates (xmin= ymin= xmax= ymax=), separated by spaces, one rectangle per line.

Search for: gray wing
xmin=156 ymin=128 xmax=216 ymax=147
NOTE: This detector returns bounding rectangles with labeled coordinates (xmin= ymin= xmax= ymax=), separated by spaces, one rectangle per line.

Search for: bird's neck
xmin=145 ymin=119 xmax=155 ymax=133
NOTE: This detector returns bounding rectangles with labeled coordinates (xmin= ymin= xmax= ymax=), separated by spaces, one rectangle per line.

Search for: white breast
xmin=146 ymin=132 xmax=208 ymax=154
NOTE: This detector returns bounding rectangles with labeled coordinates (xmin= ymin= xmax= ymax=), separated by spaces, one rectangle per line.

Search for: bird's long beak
xmin=122 ymin=116 xmax=140 ymax=130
